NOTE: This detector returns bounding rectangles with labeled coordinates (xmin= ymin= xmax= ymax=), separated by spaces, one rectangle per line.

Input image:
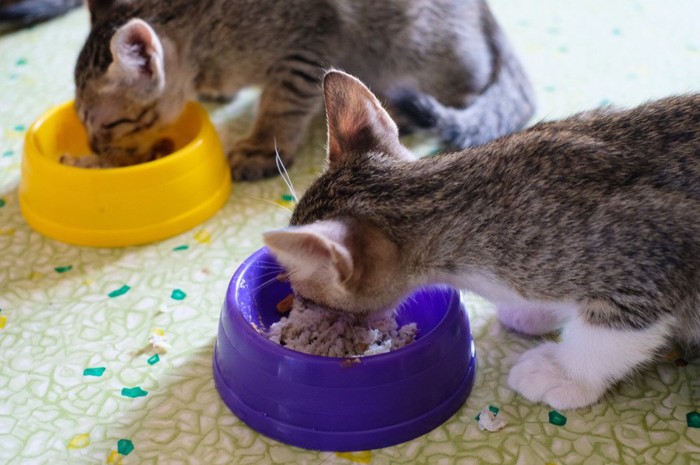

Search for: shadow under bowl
xmin=213 ymin=247 xmax=477 ymax=451
xmin=19 ymin=101 xmax=231 ymax=247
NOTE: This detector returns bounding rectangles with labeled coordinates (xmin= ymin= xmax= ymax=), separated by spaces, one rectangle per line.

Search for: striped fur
xmin=74 ymin=0 xmax=534 ymax=177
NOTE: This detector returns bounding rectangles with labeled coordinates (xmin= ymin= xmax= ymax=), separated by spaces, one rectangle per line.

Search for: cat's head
xmin=264 ymin=70 xmax=418 ymax=315
xmin=74 ymin=1 xmax=186 ymax=158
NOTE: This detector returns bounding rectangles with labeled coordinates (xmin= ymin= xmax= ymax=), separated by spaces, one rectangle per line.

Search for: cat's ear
xmin=107 ymin=19 xmax=165 ymax=99
xmin=323 ymin=70 xmax=410 ymax=166
xmin=263 ymin=222 xmax=354 ymax=284
xmin=86 ymin=0 xmax=114 ymax=23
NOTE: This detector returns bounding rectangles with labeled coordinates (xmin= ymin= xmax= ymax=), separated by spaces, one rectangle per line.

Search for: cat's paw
xmin=508 ymin=342 xmax=604 ymax=410
xmin=228 ymin=141 xmax=293 ymax=181
xmin=497 ymin=305 xmax=561 ymax=336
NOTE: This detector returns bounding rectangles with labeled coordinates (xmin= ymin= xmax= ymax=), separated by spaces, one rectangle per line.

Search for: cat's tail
xmin=388 ymin=4 xmax=535 ymax=149
xmin=0 ymin=0 xmax=82 ymax=29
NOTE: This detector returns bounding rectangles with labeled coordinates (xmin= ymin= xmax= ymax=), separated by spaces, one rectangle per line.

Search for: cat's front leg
xmin=229 ymin=64 xmax=324 ymax=181
xmin=508 ymin=305 xmax=671 ymax=409
xmin=496 ymin=304 xmax=565 ymax=336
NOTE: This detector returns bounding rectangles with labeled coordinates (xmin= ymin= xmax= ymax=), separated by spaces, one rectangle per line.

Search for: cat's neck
xmin=302 ymin=146 xmax=506 ymax=276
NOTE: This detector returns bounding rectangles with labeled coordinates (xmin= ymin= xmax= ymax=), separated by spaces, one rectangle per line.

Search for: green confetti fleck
xmin=83 ymin=367 xmax=106 ymax=377
xmin=544 ymin=85 xmax=556 ymax=93
xmin=172 ymin=245 xmax=189 ymax=251
xmin=121 ymin=386 xmax=148 ymax=398
xmin=117 ymin=439 xmax=134 ymax=455
xmin=2 ymin=150 xmax=12 ymax=157
xmin=14 ymin=124 xmax=26 ymax=132
xmin=15 ymin=58 xmax=27 ymax=66
xmin=170 ymin=289 xmax=186 ymax=300
xmin=0 ymin=198 xmax=5 ymax=208
xmin=54 ymin=265 xmax=73 ymax=273
xmin=687 ymin=411 xmax=700 ymax=428
xmin=548 ymin=410 xmax=567 ymax=426
xmin=108 ymin=285 xmax=131 ymax=298
xmin=612 ymin=27 xmax=622 ymax=36
xmin=147 ymin=354 xmax=160 ymax=365
xmin=281 ymin=193 xmax=295 ymax=202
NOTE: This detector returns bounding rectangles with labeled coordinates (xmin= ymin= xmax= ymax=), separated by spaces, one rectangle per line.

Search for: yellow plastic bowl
xmin=19 ymin=101 xmax=231 ymax=247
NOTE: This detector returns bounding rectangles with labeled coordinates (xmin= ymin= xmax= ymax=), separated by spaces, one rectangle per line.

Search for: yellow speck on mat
xmin=194 ymin=229 xmax=211 ymax=244
xmin=106 ymin=449 xmax=122 ymax=465
xmin=335 ymin=451 xmax=372 ymax=464
xmin=0 ymin=228 xmax=15 ymax=236
xmin=0 ymin=315 xmax=6 ymax=329
xmin=67 ymin=433 xmax=91 ymax=449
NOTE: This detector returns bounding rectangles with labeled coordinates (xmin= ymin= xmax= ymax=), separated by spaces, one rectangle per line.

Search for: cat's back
xmin=494 ymin=94 xmax=700 ymax=202
xmin=532 ymin=93 xmax=700 ymax=162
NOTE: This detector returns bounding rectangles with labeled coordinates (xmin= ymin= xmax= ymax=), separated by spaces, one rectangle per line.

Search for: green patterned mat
xmin=1 ymin=1 xmax=699 ymax=464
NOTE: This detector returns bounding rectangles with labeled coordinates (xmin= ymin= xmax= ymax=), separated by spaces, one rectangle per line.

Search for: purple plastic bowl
xmin=213 ymin=247 xmax=476 ymax=451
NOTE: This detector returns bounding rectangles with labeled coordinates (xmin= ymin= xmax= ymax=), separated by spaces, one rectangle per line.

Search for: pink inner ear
xmin=111 ymin=20 xmax=162 ymax=81
xmin=124 ymin=27 xmax=156 ymax=76
xmin=323 ymin=71 xmax=399 ymax=166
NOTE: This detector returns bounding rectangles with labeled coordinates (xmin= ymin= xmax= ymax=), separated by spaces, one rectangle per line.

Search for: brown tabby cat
xmin=72 ymin=0 xmax=534 ymax=178
xmin=264 ymin=70 xmax=700 ymax=410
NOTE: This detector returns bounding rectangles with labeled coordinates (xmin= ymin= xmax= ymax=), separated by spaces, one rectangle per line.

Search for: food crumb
xmin=276 ymin=294 xmax=294 ymax=314
xmin=477 ymin=405 xmax=506 ymax=432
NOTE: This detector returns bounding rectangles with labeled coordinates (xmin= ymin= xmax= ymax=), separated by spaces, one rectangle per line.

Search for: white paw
xmin=508 ymin=342 xmax=604 ymax=410
xmin=497 ymin=305 xmax=561 ymax=336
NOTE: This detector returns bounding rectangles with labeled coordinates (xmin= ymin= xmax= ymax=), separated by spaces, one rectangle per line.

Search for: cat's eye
xmin=101 ymin=106 xmax=153 ymax=130
xmin=101 ymin=117 xmax=137 ymax=130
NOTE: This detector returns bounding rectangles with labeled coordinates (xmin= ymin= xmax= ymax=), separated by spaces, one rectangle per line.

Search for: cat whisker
xmin=342 ymin=312 xmax=362 ymax=347
xmin=252 ymin=260 xmax=285 ymax=272
xmin=251 ymin=276 xmax=285 ymax=294
xmin=274 ymin=139 xmax=299 ymax=203
xmin=239 ymin=195 xmax=293 ymax=216
xmin=252 ymin=269 xmax=285 ymax=282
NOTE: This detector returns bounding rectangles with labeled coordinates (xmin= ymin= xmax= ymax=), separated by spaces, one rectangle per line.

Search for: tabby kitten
xmin=264 ymin=70 xmax=700 ymax=410
xmin=73 ymin=0 xmax=534 ymax=178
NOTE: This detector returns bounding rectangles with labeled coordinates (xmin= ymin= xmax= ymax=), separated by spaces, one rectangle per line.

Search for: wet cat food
xmin=267 ymin=297 xmax=417 ymax=357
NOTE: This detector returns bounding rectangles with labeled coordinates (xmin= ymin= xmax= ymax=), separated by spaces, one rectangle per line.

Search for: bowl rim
xmin=25 ymin=100 xmax=210 ymax=175
xmin=19 ymin=100 xmax=232 ymax=247
xmin=224 ymin=247 xmax=461 ymax=363
xmin=214 ymin=247 xmax=478 ymax=451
